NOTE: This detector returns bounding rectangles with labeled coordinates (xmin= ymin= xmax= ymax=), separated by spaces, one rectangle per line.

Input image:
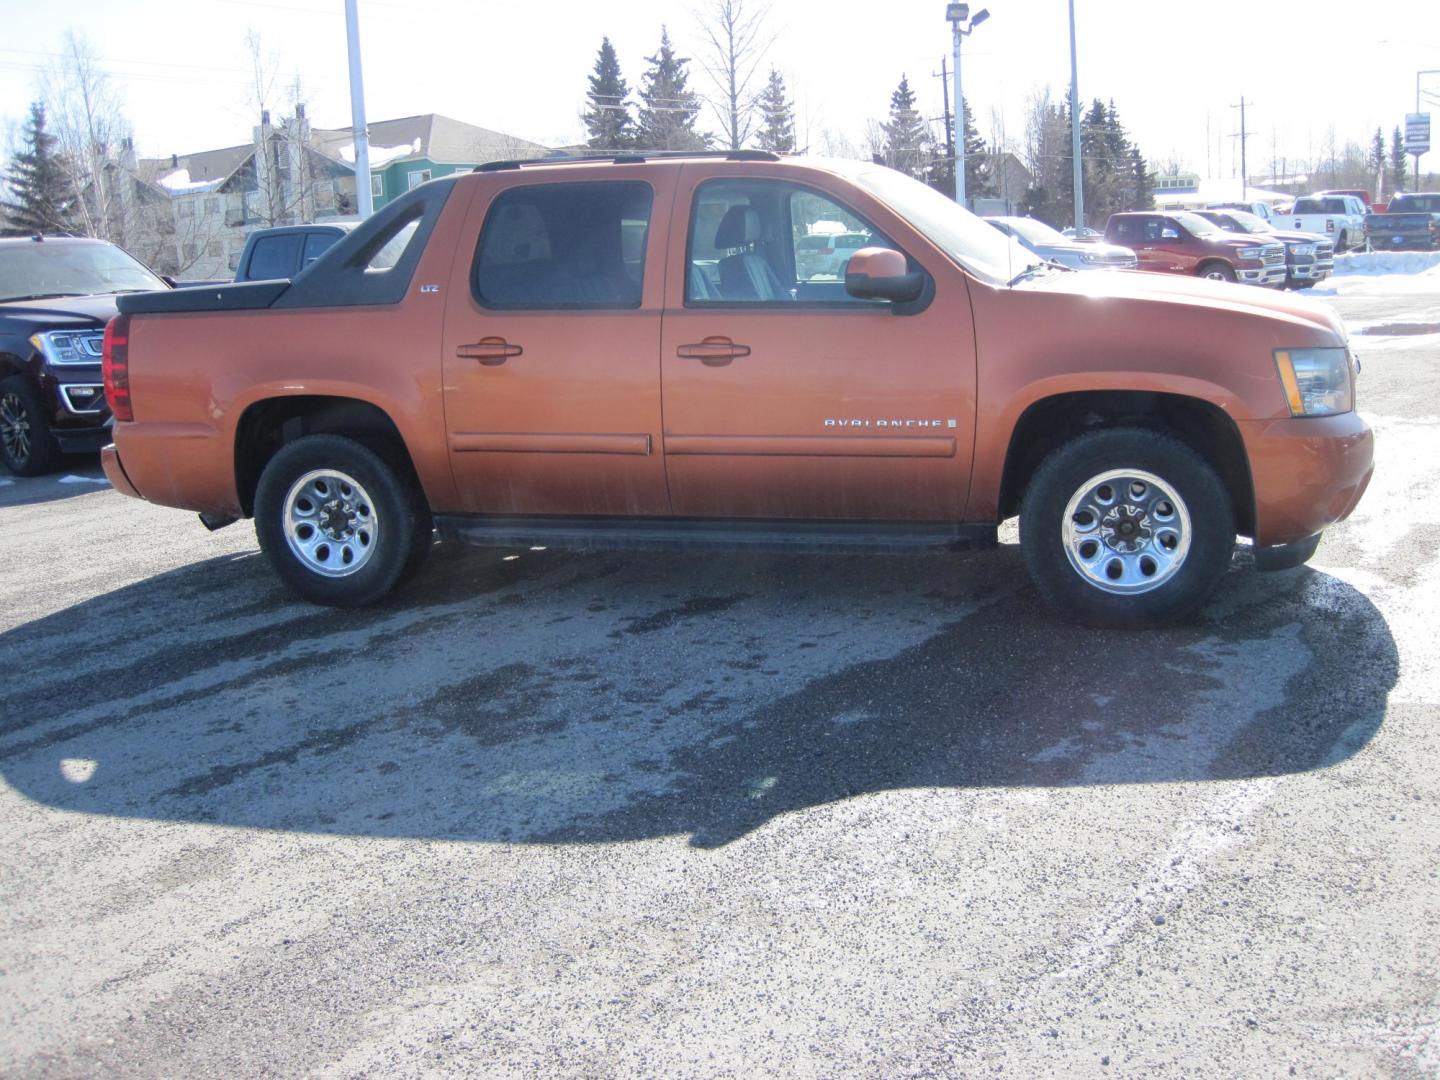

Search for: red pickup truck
xmin=1105 ymin=211 xmax=1288 ymax=286
xmin=101 ymin=152 xmax=1373 ymax=628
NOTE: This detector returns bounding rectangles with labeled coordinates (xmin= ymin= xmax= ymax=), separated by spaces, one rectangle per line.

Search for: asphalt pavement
xmin=2 ymin=283 xmax=1438 ymax=1078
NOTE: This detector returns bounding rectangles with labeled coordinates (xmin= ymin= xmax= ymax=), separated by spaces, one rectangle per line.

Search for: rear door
xmin=440 ymin=169 xmax=675 ymax=516
xmin=657 ymin=166 xmax=976 ymax=522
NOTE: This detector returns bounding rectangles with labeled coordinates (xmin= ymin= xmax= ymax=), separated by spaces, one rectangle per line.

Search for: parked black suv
xmin=0 ymin=235 xmax=169 ymax=475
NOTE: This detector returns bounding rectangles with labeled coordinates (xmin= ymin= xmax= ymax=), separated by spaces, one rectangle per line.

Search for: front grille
xmin=1261 ymin=245 xmax=1285 ymax=266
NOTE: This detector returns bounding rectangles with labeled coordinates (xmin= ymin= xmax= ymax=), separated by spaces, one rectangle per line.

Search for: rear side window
xmin=302 ymin=231 xmax=342 ymax=267
xmin=473 ymin=181 xmax=653 ymax=309
xmin=247 ymin=234 xmax=301 ymax=280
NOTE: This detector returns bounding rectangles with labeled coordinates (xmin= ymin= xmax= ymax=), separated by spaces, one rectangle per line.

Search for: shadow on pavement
xmin=0 ymin=455 xmax=107 ymax=508
xmin=0 ymin=540 xmax=1399 ymax=848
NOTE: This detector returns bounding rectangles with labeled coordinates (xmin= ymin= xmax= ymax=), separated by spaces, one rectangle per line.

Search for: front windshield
xmin=0 ymin=241 xmax=165 ymax=303
xmin=848 ymin=164 xmax=1037 ymax=286
xmin=1001 ymin=217 xmax=1068 ymax=246
xmin=1223 ymin=211 xmax=1271 ymax=233
xmin=1172 ymin=211 xmax=1220 ymax=237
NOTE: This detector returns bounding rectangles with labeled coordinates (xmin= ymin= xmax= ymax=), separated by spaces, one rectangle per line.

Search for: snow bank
xmin=1306 ymin=250 xmax=1440 ymax=297
xmin=1332 ymin=250 xmax=1440 ymax=277
xmin=338 ymin=139 xmax=421 ymax=168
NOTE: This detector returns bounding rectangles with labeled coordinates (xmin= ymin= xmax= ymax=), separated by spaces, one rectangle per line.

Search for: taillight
xmin=1326 ymin=221 xmax=1335 ymax=233
xmin=103 ymin=314 xmax=132 ymax=422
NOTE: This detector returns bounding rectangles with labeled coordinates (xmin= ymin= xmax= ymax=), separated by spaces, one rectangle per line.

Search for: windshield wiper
xmin=1006 ymin=262 xmax=1055 ymax=287
xmin=1 ymin=292 xmax=88 ymax=303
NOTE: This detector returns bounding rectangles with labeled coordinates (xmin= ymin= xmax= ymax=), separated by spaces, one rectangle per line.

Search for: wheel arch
xmin=233 ymin=395 xmax=424 ymax=518
xmin=996 ymin=389 xmax=1256 ymax=536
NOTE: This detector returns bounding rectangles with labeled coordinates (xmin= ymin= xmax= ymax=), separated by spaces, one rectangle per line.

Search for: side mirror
xmin=161 ymin=275 xmax=178 ymax=288
xmin=844 ymin=247 xmax=922 ymax=303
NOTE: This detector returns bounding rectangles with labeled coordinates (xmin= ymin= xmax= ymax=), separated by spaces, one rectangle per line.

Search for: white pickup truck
xmin=1272 ymin=195 xmax=1368 ymax=253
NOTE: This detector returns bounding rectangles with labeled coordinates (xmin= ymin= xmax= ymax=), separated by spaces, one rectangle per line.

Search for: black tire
xmin=1335 ymin=230 xmax=1349 ymax=253
xmin=1197 ymin=261 xmax=1237 ymax=283
xmin=1019 ymin=428 xmax=1235 ymax=629
xmin=0 ymin=375 xmax=62 ymax=476
xmin=254 ymin=434 xmax=431 ymax=606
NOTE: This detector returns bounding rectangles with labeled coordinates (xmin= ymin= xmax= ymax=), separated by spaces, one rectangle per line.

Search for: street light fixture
xmin=947 ymin=3 xmax=991 ymax=207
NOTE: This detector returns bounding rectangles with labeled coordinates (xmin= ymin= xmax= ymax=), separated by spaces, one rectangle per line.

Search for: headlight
xmin=1292 ymin=243 xmax=1315 ymax=256
xmin=1078 ymin=251 xmax=1100 ymax=263
xmin=1274 ymin=347 xmax=1354 ymax=416
xmin=29 ymin=329 xmax=104 ymax=366
xmin=1239 ymin=246 xmax=1265 ymax=259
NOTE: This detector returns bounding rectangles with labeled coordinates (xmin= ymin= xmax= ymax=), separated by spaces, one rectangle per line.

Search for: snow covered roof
xmin=337 ymin=139 xmax=421 ymax=168
xmin=1154 ymin=178 xmax=1294 ymax=208
xmin=156 ymin=168 xmax=224 ymax=194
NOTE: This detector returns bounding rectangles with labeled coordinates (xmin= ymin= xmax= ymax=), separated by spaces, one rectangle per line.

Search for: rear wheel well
xmin=234 ymin=396 xmax=420 ymax=517
xmin=997 ymin=391 xmax=1255 ymax=536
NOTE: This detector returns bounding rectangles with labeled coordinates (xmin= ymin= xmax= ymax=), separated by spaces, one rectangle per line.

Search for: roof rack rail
xmin=475 ymin=149 xmax=781 ymax=173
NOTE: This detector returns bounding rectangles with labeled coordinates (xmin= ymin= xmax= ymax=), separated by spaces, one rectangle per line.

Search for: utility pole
xmin=1231 ymin=96 xmax=1252 ymax=199
xmin=345 ymin=0 xmax=373 ymax=219
xmin=935 ymin=57 xmax=955 ymax=194
xmin=1068 ymin=0 xmax=1084 ymax=230
xmin=952 ymin=23 xmax=965 ymax=206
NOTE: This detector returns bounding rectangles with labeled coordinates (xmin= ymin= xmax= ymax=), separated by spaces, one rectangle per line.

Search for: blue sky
xmin=1 ymin=0 xmax=1436 ymax=177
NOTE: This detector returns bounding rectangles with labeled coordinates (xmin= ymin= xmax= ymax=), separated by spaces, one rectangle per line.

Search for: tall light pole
xmin=345 ymin=0 xmax=373 ymax=219
xmin=1068 ymin=0 xmax=1083 ymax=230
xmin=946 ymin=4 xmax=990 ymax=208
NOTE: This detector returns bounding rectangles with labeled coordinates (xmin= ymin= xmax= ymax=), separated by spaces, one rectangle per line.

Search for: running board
xmin=434 ymin=515 xmax=997 ymax=555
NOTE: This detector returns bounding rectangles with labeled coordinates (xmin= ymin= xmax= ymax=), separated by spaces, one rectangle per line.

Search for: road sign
xmin=1405 ymin=113 xmax=1431 ymax=155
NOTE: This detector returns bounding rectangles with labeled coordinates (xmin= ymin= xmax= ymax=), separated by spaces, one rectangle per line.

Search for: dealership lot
xmin=3 ymin=276 xmax=1439 ymax=1076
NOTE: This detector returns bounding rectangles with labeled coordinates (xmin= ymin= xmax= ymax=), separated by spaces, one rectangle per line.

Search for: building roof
xmin=310 ymin=113 xmax=550 ymax=168
xmin=1153 ymin=177 xmax=1293 ymax=208
xmin=138 ymin=144 xmax=253 ymax=190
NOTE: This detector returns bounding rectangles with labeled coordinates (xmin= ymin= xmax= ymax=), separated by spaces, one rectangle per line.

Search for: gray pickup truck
xmin=1366 ymin=194 xmax=1440 ymax=251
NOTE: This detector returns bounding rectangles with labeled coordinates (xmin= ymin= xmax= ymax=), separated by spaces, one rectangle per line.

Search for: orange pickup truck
xmin=101 ymin=151 xmax=1373 ymax=627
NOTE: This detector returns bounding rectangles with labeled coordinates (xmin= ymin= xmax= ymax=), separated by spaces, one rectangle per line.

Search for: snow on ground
xmin=1309 ymin=250 xmax=1440 ymax=297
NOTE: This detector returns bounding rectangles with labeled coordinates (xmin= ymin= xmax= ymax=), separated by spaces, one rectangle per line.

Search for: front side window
xmin=685 ymin=179 xmax=900 ymax=305
xmin=473 ymin=181 xmax=653 ymax=309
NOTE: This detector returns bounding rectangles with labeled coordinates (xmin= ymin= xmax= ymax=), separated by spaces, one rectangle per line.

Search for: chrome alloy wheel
xmin=1061 ymin=468 xmax=1192 ymax=595
xmin=0 ymin=390 xmax=32 ymax=464
xmin=282 ymin=469 xmax=379 ymax=578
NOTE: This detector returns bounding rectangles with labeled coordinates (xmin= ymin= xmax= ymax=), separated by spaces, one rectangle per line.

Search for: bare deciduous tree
xmin=695 ymin=0 xmax=772 ymax=150
xmin=41 ymin=31 xmax=130 ymax=242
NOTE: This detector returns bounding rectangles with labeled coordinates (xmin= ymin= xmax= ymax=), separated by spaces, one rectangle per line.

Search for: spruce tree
xmin=1370 ymin=127 xmax=1385 ymax=187
xmin=882 ymin=76 xmax=930 ymax=181
xmin=755 ymin=68 xmax=796 ymax=153
xmin=583 ymin=38 xmax=634 ymax=152
xmin=0 ymin=102 xmax=75 ymax=237
xmin=635 ymin=28 xmax=710 ymax=152
xmin=962 ymin=101 xmax=994 ymax=197
xmin=1390 ymin=126 xmax=1408 ymax=194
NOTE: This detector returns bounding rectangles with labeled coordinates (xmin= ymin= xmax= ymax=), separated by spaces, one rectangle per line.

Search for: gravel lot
xmin=2 ymin=280 xmax=1438 ymax=1078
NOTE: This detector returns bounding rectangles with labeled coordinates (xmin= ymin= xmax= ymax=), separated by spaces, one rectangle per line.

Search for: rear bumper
xmin=100 ymin=443 xmax=142 ymax=499
xmin=1240 ymin=411 xmax=1373 ymax=547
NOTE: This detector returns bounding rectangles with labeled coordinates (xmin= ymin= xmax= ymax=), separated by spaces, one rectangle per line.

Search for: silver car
xmin=987 ymin=217 xmax=1137 ymax=270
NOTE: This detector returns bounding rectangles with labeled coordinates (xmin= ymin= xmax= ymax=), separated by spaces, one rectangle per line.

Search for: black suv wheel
xmin=0 ymin=375 xmax=61 ymax=476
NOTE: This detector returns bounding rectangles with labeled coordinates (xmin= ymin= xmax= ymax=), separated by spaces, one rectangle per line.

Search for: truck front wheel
xmin=254 ymin=434 xmax=431 ymax=606
xmin=1019 ymin=429 xmax=1235 ymax=628
xmin=1198 ymin=262 xmax=1236 ymax=282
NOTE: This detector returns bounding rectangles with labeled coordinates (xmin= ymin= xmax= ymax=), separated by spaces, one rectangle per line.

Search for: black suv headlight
xmin=29 ymin=329 xmax=104 ymax=366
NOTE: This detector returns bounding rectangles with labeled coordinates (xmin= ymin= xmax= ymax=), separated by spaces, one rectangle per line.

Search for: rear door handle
xmin=457 ymin=337 xmax=523 ymax=365
xmin=676 ymin=337 xmax=751 ymax=366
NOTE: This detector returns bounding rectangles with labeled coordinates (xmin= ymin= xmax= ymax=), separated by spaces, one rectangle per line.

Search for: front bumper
xmin=1288 ymin=263 xmax=1332 ymax=282
xmin=1239 ymin=263 xmax=1288 ymax=286
xmin=1240 ymin=411 xmax=1373 ymax=548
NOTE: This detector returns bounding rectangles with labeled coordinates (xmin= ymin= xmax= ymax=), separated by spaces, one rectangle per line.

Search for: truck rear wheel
xmin=1335 ymin=230 xmax=1349 ymax=253
xmin=1019 ymin=428 xmax=1235 ymax=628
xmin=254 ymin=434 xmax=431 ymax=606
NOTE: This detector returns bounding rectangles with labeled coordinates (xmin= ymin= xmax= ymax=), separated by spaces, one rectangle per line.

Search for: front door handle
xmin=676 ymin=336 xmax=751 ymax=366
xmin=457 ymin=337 xmax=523 ymax=365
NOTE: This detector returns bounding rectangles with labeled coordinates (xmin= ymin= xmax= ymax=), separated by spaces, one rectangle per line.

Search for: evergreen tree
xmin=0 ymin=102 xmax=76 ymax=236
xmin=583 ymin=38 xmax=634 ymax=152
xmin=1370 ymin=127 xmax=1385 ymax=185
xmin=1390 ymin=126 xmax=1408 ymax=194
xmin=962 ymin=101 xmax=993 ymax=197
xmin=1130 ymin=146 xmax=1155 ymax=210
xmin=882 ymin=76 xmax=930 ymax=181
xmin=754 ymin=68 xmax=796 ymax=153
xmin=635 ymin=28 xmax=710 ymax=152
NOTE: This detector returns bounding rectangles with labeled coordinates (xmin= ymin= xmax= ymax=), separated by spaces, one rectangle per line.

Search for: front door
xmin=659 ymin=169 xmax=976 ymax=522
xmin=441 ymin=172 xmax=674 ymax=516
